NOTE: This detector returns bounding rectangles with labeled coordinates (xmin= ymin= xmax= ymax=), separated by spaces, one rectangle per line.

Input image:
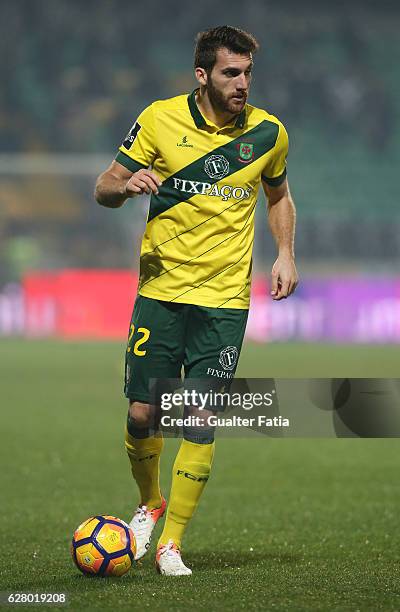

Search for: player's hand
xmin=270 ymin=254 xmax=298 ymax=300
xmin=125 ymin=169 xmax=162 ymax=197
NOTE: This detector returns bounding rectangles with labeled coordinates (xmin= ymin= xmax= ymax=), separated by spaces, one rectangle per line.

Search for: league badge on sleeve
xmin=123 ymin=121 xmax=142 ymax=150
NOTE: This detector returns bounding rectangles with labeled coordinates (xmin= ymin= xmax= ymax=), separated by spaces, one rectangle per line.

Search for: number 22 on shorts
xmin=127 ymin=325 xmax=150 ymax=355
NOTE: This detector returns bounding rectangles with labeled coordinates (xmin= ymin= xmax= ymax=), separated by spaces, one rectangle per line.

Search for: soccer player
xmin=95 ymin=25 xmax=298 ymax=575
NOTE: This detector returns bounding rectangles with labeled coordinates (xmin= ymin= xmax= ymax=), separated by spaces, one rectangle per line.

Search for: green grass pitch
xmin=1 ymin=340 xmax=400 ymax=610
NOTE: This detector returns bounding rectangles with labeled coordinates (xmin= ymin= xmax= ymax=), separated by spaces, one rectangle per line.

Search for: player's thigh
xmin=183 ymin=305 xmax=248 ymax=383
xmin=124 ymin=295 xmax=185 ymax=402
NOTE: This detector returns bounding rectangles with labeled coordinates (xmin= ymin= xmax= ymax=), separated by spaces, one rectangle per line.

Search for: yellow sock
xmin=124 ymin=428 xmax=164 ymax=509
xmin=158 ymin=439 xmax=215 ymax=549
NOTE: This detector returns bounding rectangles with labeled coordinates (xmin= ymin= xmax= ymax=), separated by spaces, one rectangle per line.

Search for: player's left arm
xmin=263 ymin=178 xmax=298 ymax=300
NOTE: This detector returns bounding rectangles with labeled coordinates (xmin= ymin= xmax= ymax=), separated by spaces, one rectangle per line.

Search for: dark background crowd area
xmin=0 ymin=0 xmax=399 ymax=282
xmin=1 ymin=0 xmax=397 ymax=154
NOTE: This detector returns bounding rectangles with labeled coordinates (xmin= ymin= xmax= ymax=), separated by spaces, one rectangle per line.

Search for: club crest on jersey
xmin=237 ymin=142 xmax=254 ymax=163
xmin=204 ymin=154 xmax=230 ymax=179
xmin=219 ymin=346 xmax=239 ymax=371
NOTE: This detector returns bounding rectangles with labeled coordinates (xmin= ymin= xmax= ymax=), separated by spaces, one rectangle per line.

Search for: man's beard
xmin=206 ymin=77 xmax=246 ymax=115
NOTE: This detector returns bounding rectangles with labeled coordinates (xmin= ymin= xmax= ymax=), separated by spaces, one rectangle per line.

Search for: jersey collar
xmin=187 ymin=89 xmax=246 ymax=130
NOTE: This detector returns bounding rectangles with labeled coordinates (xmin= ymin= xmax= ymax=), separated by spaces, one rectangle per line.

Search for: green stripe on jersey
xmin=147 ymin=119 xmax=279 ymax=222
xmin=261 ymin=168 xmax=287 ymax=187
xmin=115 ymin=151 xmax=147 ymax=173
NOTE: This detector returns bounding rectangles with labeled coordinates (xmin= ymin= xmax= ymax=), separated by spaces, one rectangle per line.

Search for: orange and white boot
xmin=129 ymin=497 xmax=167 ymax=560
xmin=156 ymin=540 xmax=192 ymax=576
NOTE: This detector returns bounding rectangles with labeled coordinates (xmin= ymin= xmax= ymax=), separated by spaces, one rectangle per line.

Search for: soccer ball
xmin=71 ymin=515 xmax=136 ymax=577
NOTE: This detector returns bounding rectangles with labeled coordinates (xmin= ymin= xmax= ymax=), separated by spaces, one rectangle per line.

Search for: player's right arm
xmin=94 ymin=162 xmax=161 ymax=209
xmin=95 ymin=103 xmax=161 ymax=208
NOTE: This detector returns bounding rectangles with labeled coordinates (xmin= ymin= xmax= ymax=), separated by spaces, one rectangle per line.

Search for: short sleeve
xmin=261 ymin=122 xmax=288 ymax=187
xmin=115 ymin=104 xmax=156 ymax=173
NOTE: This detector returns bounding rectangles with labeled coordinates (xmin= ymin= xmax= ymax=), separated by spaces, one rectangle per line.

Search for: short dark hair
xmin=194 ymin=25 xmax=259 ymax=73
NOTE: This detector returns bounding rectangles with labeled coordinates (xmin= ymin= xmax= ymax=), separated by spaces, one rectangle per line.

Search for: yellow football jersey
xmin=116 ymin=89 xmax=288 ymax=309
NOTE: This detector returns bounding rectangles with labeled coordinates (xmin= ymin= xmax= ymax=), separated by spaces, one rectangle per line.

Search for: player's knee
xmin=183 ymin=427 xmax=215 ymax=444
xmin=128 ymin=401 xmax=153 ymax=429
xmin=183 ymin=406 xmax=215 ymax=444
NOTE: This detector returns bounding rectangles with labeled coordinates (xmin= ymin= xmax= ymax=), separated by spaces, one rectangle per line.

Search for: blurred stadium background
xmin=1 ymin=3 xmax=400 ymax=608
xmin=0 ymin=0 xmax=399 ymax=344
